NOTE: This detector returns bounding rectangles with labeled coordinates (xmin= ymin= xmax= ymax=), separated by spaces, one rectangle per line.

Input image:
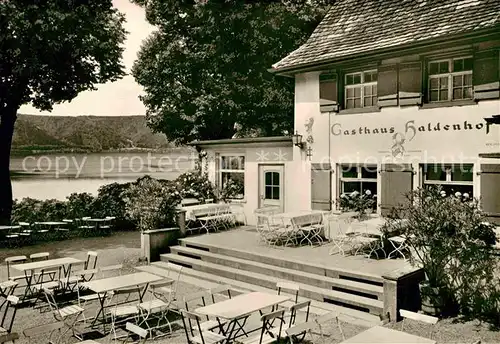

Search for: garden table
xmin=11 ymin=257 xmax=84 ymax=301
xmin=195 ymin=291 xmax=289 ymax=343
xmin=339 ymin=325 xmax=436 ymax=343
xmin=82 ymin=272 xmax=163 ymax=332
xmin=272 ymin=210 xmax=330 ymax=240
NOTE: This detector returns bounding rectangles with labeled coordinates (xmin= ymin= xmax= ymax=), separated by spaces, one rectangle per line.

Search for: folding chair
xmin=42 ymin=288 xmax=85 ymax=340
xmin=351 ymin=223 xmax=385 ymax=259
xmin=181 ymin=310 xmax=227 ymax=344
xmin=182 ymin=290 xmax=225 ymax=333
xmin=23 ymin=321 xmax=65 ymax=344
xmin=123 ymin=322 xmax=148 ymax=343
xmin=399 ymin=309 xmax=438 ymax=340
xmin=107 ymin=287 xmax=142 ymax=341
xmin=270 ymin=300 xmax=311 ymax=338
xmin=60 ymin=251 xmax=98 ymax=291
xmin=209 ymin=284 xmax=234 ymax=303
xmin=0 ymin=296 xmax=19 ymax=335
xmin=159 ymin=263 xmax=183 ymax=311
xmin=263 ymin=281 xmax=299 ymax=315
xmin=284 ymin=319 xmax=317 ymax=344
xmin=238 ymin=309 xmax=285 ymax=344
xmin=0 ymin=282 xmax=17 ymax=312
xmin=30 ymin=252 xmax=58 ymax=283
xmin=137 ymin=279 xmax=176 ymax=338
xmin=4 ymin=257 xmax=27 ymax=283
xmin=328 ymin=213 xmax=361 ymax=256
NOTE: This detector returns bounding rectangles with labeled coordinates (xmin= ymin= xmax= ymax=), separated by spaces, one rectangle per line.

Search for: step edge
xmin=169 ymin=246 xmax=383 ymax=294
xmin=176 ymin=239 xmax=384 ymax=282
xmin=161 ymin=254 xmax=383 ymax=310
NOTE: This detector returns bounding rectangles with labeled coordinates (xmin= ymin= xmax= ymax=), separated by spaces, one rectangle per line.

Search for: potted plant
xmin=338 ymin=190 xmax=376 ymax=220
xmin=382 ymin=186 xmax=497 ymax=317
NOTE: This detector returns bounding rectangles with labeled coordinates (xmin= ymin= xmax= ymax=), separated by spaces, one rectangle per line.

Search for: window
xmin=422 ymin=164 xmax=473 ymax=196
xmin=264 ymin=171 xmax=280 ymax=200
xmin=339 ymin=165 xmax=377 ymax=196
xmin=219 ymin=155 xmax=245 ymax=199
xmin=344 ymin=70 xmax=377 ymax=109
xmin=428 ymin=57 xmax=473 ymax=102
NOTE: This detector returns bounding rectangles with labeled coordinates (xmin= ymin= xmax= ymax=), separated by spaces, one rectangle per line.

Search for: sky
xmin=19 ymin=0 xmax=155 ymax=117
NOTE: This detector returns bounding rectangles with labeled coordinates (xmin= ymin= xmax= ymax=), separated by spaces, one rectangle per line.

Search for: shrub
xmin=175 ymin=170 xmax=217 ymax=202
xmin=66 ymin=192 xmax=96 ymax=219
xmin=12 ymin=198 xmax=43 ymax=223
xmin=123 ymin=176 xmax=181 ymax=232
xmin=382 ymin=186 xmax=499 ymax=322
xmin=93 ymin=182 xmax=134 ymax=230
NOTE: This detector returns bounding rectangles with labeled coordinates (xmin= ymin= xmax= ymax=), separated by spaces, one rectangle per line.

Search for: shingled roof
xmin=272 ymin=0 xmax=500 ymax=72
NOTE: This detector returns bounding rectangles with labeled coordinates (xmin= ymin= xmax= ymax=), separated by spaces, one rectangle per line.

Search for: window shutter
xmin=311 ymin=163 xmax=332 ymax=210
xmin=377 ymin=64 xmax=398 ymax=107
xmin=380 ymin=164 xmax=413 ymax=217
xmin=473 ymin=50 xmax=500 ymax=100
xmin=398 ymin=62 xmax=422 ymax=105
xmin=319 ymin=73 xmax=338 ymax=113
xmin=480 ymin=164 xmax=500 ymax=225
xmin=214 ymin=153 xmax=220 ymax=189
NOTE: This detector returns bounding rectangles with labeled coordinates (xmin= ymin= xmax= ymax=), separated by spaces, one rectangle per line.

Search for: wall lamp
xmin=292 ymin=131 xmax=305 ymax=149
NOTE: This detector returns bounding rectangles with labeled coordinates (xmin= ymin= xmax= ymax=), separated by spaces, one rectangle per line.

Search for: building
xmin=192 ymin=0 xmax=500 ymax=225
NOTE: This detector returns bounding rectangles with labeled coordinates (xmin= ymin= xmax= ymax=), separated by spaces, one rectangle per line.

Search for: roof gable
xmin=272 ymin=0 xmax=500 ymax=72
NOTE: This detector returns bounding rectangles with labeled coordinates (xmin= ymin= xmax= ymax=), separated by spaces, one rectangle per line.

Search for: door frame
xmin=258 ymin=164 xmax=285 ymax=212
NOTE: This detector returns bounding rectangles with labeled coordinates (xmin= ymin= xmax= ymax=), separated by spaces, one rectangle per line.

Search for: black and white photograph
xmin=0 ymin=0 xmax=499 ymax=343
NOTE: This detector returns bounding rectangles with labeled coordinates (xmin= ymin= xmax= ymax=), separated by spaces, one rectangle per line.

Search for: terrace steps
xmin=157 ymin=237 xmax=388 ymax=320
xmin=140 ymin=261 xmax=382 ymax=327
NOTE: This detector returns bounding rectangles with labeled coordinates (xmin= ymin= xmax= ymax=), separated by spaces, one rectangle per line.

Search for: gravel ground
xmin=1 ymin=231 xmax=499 ymax=343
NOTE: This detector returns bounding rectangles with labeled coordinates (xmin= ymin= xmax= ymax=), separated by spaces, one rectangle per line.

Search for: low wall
xmin=141 ymin=227 xmax=180 ymax=263
xmin=382 ymin=265 xmax=425 ymax=322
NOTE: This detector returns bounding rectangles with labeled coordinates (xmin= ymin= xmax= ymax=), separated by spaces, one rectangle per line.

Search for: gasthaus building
xmin=191 ymin=0 xmax=500 ymax=226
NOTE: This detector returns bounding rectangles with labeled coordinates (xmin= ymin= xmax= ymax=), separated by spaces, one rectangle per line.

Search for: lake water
xmin=10 ymin=151 xmax=196 ymax=200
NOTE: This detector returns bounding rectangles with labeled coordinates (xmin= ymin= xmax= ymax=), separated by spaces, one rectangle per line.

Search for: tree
xmin=132 ymin=0 xmax=331 ymax=145
xmin=0 ymin=1 xmax=127 ymax=224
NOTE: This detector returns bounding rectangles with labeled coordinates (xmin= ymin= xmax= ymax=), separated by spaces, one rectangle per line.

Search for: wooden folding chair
xmin=182 ymin=290 xmax=225 ymax=333
xmin=137 ymin=279 xmax=176 ymax=338
xmin=0 ymin=296 xmax=19 ymax=335
xmin=0 ymin=332 xmax=18 ymax=344
xmin=107 ymin=287 xmax=142 ymax=341
xmin=42 ymin=288 xmax=85 ymax=340
xmin=4 ymin=257 xmax=27 ymax=283
xmin=238 ymin=309 xmax=285 ymax=344
xmin=181 ymin=310 xmax=227 ymax=344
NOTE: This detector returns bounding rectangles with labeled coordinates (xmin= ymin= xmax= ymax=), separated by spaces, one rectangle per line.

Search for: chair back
xmin=99 ymin=264 xmax=122 ymax=278
xmin=260 ymin=309 xmax=285 ymax=343
xmin=23 ymin=321 xmax=65 ymax=344
xmin=276 ymin=281 xmax=300 ymax=303
xmin=210 ymin=284 xmax=233 ymax=303
xmin=29 ymin=252 xmax=50 ymax=261
xmin=0 ymin=296 xmax=19 ymax=333
xmin=85 ymin=251 xmax=98 ymax=270
xmin=180 ymin=310 xmax=204 ymax=340
xmin=289 ymin=300 xmax=311 ymax=326
xmin=42 ymin=288 xmax=61 ymax=319
xmin=149 ymin=279 xmax=175 ymax=303
xmin=125 ymin=322 xmax=148 ymax=342
xmin=183 ymin=290 xmax=210 ymax=322
xmin=4 ymin=256 xmax=27 ymax=279
xmin=165 ymin=263 xmax=182 ymax=299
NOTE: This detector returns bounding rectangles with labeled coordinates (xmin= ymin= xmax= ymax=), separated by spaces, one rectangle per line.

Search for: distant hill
xmin=12 ymin=114 xmax=172 ymax=153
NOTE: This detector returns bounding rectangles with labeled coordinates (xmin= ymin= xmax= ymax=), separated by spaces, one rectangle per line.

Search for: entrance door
xmin=259 ymin=165 xmax=285 ymax=212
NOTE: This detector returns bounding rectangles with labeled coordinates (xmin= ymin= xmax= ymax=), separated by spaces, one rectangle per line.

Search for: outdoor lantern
xmin=292 ymin=131 xmax=304 ymax=149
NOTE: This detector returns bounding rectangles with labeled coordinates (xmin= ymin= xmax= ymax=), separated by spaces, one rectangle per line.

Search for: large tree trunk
xmin=0 ymin=108 xmax=17 ymax=225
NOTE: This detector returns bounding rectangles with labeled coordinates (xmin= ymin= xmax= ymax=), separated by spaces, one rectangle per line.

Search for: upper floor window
xmin=428 ymin=57 xmax=473 ymax=102
xmin=344 ymin=70 xmax=377 ymax=109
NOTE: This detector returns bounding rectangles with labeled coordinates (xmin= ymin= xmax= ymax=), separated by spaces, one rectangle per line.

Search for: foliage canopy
xmin=132 ymin=0 xmax=331 ymax=144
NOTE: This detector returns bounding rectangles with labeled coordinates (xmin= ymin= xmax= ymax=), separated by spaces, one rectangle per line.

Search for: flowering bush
xmin=175 ymin=170 xmax=217 ymax=202
xmin=338 ymin=190 xmax=376 ymax=218
xmin=220 ymin=178 xmax=244 ymax=201
xmin=382 ymin=186 xmax=499 ymax=322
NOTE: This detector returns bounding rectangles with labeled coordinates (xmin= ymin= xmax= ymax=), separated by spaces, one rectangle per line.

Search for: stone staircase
xmin=144 ymin=236 xmax=389 ymax=326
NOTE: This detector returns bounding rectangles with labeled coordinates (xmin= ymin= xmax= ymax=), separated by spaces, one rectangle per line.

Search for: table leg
xmin=21 ymin=270 xmax=34 ymax=303
xmin=91 ymin=291 xmax=108 ymax=333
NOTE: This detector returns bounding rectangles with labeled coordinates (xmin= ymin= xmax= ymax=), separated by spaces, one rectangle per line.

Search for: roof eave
xmin=189 ymin=136 xmax=293 ymax=147
xmin=270 ymin=27 xmax=500 ymax=76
